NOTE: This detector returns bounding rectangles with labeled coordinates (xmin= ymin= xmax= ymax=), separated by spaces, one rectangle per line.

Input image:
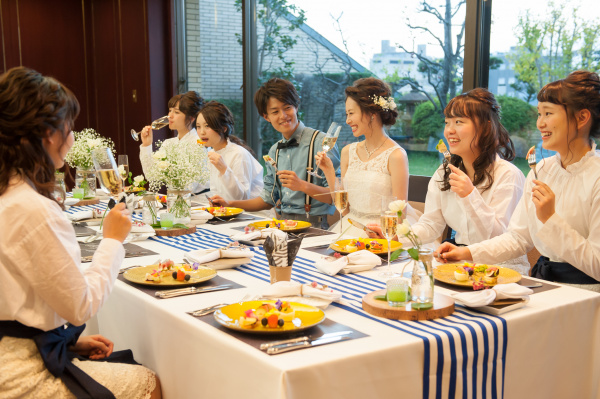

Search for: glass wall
xmin=488 ymin=0 xmax=600 ymax=175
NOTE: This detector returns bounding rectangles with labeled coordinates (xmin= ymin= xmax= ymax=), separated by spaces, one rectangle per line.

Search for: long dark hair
xmin=199 ymin=101 xmax=255 ymax=156
xmin=168 ymin=91 xmax=204 ymax=131
xmin=537 ymin=70 xmax=600 ymax=163
xmin=440 ymin=88 xmax=515 ymax=193
xmin=345 ymin=77 xmax=399 ymax=127
xmin=0 ymin=66 xmax=80 ymax=205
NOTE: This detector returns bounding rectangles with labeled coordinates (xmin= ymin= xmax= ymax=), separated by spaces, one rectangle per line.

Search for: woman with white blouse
xmin=139 ymin=91 xmax=207 ymax=194
xmin=437 ymin=70 xmax=600 ymax=291
xmin=0 ymin=67 xmax=161 ymax=398
xmin=197 ymin=101 xmax=264 ymax=200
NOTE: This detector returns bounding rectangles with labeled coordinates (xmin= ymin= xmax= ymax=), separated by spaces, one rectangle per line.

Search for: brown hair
xmin=0 ymin=66 xmax=80 ymax=205
xmin=253 ymin=78 xmax=300 ymax=116
xmin=199 ymin=101 xmax=255 ymax=156
xmin=345 ymin=77 xmax=399 ymax=126
xmin=168 ymin=91 xmax=205 ymax=130
xmin=440 ymin=88 xmax=515 ymax=193
xmin=537 ymin=70 xmax=600 ymax=139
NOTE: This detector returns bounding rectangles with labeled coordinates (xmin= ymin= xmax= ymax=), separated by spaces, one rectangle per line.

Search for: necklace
xmin=363 ymin=136 xmax=388 ymax=159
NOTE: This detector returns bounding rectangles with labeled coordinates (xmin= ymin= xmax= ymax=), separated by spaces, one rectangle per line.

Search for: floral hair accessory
xmin=371 ymin=95 xmax=397 ymax=111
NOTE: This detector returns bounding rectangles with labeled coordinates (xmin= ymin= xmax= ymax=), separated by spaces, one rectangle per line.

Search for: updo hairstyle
xmin=344 ymin=77 xmax=399 ymax=126
xmin=168 ymin=91 xmax=205 ymax=130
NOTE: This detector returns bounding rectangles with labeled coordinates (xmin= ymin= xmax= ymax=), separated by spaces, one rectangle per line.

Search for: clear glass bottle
xmin=142 ymin=194 xmax=159 ymax=225
xmin=167 ymin=188 xmax=191 ymax=225
xmin=54 ymin=172 xmax=66 ymax=203
xmin=411 ymin=248 xmax=434 ymax=303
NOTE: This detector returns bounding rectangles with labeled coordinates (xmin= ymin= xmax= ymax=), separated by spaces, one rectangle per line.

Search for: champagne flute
xmin=118 ymin=155 xmax=129 ymax=187
xmin=332 ymin=177 xmax=348 ymax=238
xmin=380 ymin=195 xmax=399 ymax=278
xmin=131 ymin=115 xmax=169 ymax=141
xmin=309 ymin=122 xmax=341 ymax=178
xmin=92 ymin=147 xmax=123 ymax=204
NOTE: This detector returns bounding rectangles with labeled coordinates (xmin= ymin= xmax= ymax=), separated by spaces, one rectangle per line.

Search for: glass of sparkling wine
xmin=92 ymin=147 xmax=123 ymax=203
xmin=118 ymin=155 xmax=129 ymax=186
xmin=380 ymin=195 xmax=399 ymax=278
xmin=309 ymin=122 xmax=341 ymax=178
xmin=333 ymin=177 xmax=348 ymax=237
xmin=131 ymin=116 xmax=169 ymax=141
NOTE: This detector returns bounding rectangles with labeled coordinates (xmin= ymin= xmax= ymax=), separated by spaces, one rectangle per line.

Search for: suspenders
xmin=270 ymin=129 xmax=321 ymax=217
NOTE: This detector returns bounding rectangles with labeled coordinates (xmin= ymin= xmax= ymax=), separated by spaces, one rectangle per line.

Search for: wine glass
xmin=332 ymin=177 xmax=348 ymax=238
xmin=379 ymin=195 xmax=400 ymax=279
xmin=131 ymin=116 xmax=169 ymax=141
xmin=308 ymin=122 xmax=341 ymax=178
xmin=118 ymin=155 xmax=129 ymax=187
xmin=92 ymin=147 xmax=123 ymax=204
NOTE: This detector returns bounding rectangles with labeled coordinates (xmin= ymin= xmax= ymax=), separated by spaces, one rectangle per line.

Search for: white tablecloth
xmin=70 ymin=203 xmax=600 ymax=399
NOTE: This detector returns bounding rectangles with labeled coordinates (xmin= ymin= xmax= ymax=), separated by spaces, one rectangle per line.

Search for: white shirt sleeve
xmin=139 ymin=144 xmax=154 ymax=177
xmin=218 ymin=149 xmax=255 ymax=200
xmin=411 ymin=172 xmax=448 ymax=244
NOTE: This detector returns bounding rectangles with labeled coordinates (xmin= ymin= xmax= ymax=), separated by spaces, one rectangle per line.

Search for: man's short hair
xmin=253 ymin=78 xmax=300 ymax=116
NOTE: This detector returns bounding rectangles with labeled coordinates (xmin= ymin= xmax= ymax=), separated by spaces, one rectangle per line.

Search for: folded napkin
xmin=259 ymin=281 xmax=342 ymax=307
xmin=190 ymin=210 xmax=214 ymax=220
xmin=230 ymin=228 xmax=286 ymax=243
xmin=64 ymin=198 xmax=80 ymax=206
xmin=67 ymin=209 xmax=103 ymax=221
xmin=314 ymin=250 xmax=382 ymax=276
xmin=452 ymin=283 xmax=533 ymax=308
xmin=263 ymin=230 xmax=301 ymax=268
xmin=130 ymin=221 xmax=155 ymax=233
xmin=186 ymin=247 xmax=255 ymax=264
xmin=95 ymin=189 xmax=110 ymax=200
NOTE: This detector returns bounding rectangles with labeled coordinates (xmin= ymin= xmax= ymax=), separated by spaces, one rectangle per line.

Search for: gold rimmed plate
xmin=248 ymin=220 xmax=311 ymax=232
xmin=329 ymin=238 xmax=402 ymax=255
xmin=191 ymin=206 xmax=244 ymax=219
xmin=213 ymin=300 xmax=325 ymax=334
xmin=123 ymin=264 xmax=217 ymax=287
xmin=433 ymin=264 xmax=522 ymax=287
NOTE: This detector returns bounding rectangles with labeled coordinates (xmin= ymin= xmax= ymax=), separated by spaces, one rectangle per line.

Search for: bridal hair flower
xmin=371 ymin=95 xmax=397 ymax=111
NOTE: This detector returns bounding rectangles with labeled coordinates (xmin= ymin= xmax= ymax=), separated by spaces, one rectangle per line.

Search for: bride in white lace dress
xmin=316 ymin=77 xmax=418 ymax=237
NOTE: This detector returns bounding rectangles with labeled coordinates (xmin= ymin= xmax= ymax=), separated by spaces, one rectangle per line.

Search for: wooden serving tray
xmin=362 ymin=289 xmax=455 ymax=321
xmin=70 ymin=198 xmax=100 ymax=206
xmin=153 ymin=225 xmax=196 ymax=237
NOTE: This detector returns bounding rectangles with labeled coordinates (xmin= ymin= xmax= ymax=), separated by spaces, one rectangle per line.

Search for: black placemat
xmin=117 ymin=274 xmax=245 ymax=298
xmin=434 ymin=275 xmax=561 ymax=294
xmin=79 ymin=241 xmax=159 ymax=262
xmin=74 ymin=224 xmax=96 ymax=237
xmin=193 ymin=315 xmax=367 ymax=355
xmin=206 ymin=213 xmax=266 ymax=225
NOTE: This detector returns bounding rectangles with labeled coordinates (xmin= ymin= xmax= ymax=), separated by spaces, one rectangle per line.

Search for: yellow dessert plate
xmin=329 ymin=238 xmax=402 ymax=255
xmin=191 ymin=207 xmax=244 ymax=219
xmin=123 ymin=264 xmax=217 ymax=287
xmin=213 ymin=300 xmax=325 ymax=334
xmin=433 ymin=264 xmax=522 ymax=287
xmin=248 ymin=220 xmax=311 ymax=232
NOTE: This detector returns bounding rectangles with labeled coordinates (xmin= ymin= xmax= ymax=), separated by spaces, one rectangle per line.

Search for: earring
xmin=371 ymin=116 xmax=374 ymax=121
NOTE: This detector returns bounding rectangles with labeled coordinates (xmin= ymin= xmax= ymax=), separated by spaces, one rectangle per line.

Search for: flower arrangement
xmin=64 ymin=128 xmax=115 ymax=169
xmin=371 ymin=95 xmax=397 ymax=112
xmin=146 ymin=140 xmax=209 ymax=191
xmin=388 ymin=200 xmax=421 ymax=261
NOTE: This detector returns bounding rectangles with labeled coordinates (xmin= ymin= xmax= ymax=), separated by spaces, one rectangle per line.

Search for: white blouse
xmin=469 ymin=145 xmax=600 ymax=281
xmin=209 ymin=140 xmax=264 ymax=200
xmin=0 ymin=178 xmax=124 ymax=331
xmin=139 ymin=128 xmax=208 ymax=193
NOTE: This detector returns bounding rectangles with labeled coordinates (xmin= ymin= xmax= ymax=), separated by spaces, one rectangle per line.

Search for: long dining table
xmin=71 ymin=202 xmax=600 ymax=399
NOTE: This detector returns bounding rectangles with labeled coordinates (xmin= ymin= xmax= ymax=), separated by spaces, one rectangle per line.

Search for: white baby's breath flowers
xmin=372 ymin=95 xmax=397 ymax=111
xmin=64 ymin=128 xmax=115 ymax=169
xmin=146 ymin=140 xmax=209 ymax=192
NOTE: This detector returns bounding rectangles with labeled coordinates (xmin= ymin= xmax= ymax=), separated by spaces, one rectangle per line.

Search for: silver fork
xmin=527 ymin=147 xmax=538 ymax=179
xmin=437 ymin=140 xmax=451 ymax=164
xmin=187 ymin=303 xmax=229 ymax=317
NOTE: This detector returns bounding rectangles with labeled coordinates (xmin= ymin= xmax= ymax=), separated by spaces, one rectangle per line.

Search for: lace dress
xmin=330 ymin=142 xmax=418 ymax=237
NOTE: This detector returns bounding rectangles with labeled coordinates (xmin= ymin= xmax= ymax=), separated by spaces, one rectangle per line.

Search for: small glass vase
xmin=410 ymin=248 xmax=434 ymax=304
xmin=75 ymin=166 xmax=97 ymax=199
xmin=54 ymin=172 xmax=66 ymax=203
xmin=142 ymin=193 xmax=159 ymax=225
xmin=167 ymin=188 xmax=191 ymax=225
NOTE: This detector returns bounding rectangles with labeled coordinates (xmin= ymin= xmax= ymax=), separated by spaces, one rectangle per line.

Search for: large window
xmin=488 ymin=0 xmax=600 ymax=175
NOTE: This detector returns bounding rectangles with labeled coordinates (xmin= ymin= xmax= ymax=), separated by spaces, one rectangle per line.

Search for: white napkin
xmin=186 ymin=247 xmax=254 ymax=264
xmin=67 ymin=210 xmax=94 ymax=221
xmin=190 ymin=210 xmax=214 ymax=220
xmin=257 ymin=281 xmax=342 ymax=308
xmin=130 ymin=222 xmax=155 ymax=233
xmin=230 ymin=227 xmax=286 ymax=243
xmin=314 ymin=250 xmax=382 ymax=276
xmin=95 ymin=189 xmax=110 ymax=200
xmin=452 ymin=283 xmax=533 ymax=307
xmin=64 ymin=198 xmax=80 ymax=206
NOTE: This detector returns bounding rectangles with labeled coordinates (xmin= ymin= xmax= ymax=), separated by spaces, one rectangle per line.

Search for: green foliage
xmin=411 ymin=101 xmax=444 ymax=143
xmin=489 ymin=56 xmax=503 ymax=70
xmin=497 ymin=96 xmax=537 ymax=138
